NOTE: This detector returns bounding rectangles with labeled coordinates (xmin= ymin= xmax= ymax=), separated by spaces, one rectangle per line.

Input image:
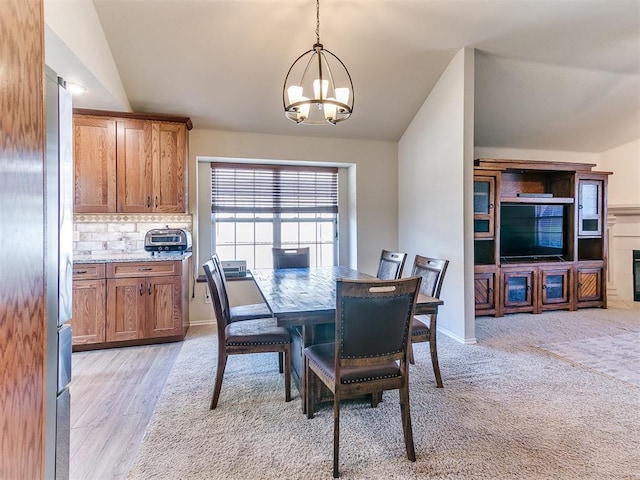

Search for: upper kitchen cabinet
xmin=73 ymin=109 xmax=192 ymax=214
xmin=73 ymin=116 xmax=117 ymax=213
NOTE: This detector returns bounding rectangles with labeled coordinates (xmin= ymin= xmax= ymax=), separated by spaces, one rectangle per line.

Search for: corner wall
xmin=398 ymin=48 xmax=476 ymax=343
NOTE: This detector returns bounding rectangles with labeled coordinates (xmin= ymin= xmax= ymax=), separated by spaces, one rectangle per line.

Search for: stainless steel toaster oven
xmin=144 ymin=228 xmax=192 ymax=252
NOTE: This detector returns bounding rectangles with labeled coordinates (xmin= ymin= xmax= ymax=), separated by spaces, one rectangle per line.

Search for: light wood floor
xmin=69 ymin=341 xmax=182 ymax=480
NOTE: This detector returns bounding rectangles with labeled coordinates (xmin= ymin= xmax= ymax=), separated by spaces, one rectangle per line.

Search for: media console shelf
xmin=473 ymin=158 xmax=611 ymax=317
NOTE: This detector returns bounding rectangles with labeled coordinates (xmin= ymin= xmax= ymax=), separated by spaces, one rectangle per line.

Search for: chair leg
xmin=278 ymin=351 xmax=284 ymax=374
xmin=210 ymin=353 xmax=228 ymax=409
xmin=305 ymin=359 xmax=315 ymax=419
xmin=430 ymin=334 xmax=443 ymax=388
xmin=284 ymin=345 xmax=291 ymax=402
xmin=408 ymin=341 xmax=415 ymax=365
xmin=399 ymin=383 xmax=416 ymax=462
xmin=370 ymin=391 xmax=382 ymax=407
xmin=333 ymin=392 xmax=341 ymax=478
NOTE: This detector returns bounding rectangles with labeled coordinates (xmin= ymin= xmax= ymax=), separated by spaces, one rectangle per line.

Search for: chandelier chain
xmin=315 ymin=0 xmax=320 ymax=44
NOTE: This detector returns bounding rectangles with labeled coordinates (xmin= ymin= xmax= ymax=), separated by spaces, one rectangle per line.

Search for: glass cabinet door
xmin=578 ymin=179 xmax=603 ymax=236
xmin=474 ymin=176 xmax=495 ymax=238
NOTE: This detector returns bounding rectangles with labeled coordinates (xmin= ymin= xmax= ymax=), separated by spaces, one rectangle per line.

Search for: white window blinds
xmin=211 ymin=163 xmax=338 ymax=214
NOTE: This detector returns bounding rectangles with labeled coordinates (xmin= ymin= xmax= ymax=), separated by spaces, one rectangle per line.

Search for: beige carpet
xmin=128 ymin=308 xmax=640 ymax=479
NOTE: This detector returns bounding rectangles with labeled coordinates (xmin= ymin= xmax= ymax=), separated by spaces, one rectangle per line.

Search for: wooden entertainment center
xmin=474 ymin=158 xmax=610 ymax=317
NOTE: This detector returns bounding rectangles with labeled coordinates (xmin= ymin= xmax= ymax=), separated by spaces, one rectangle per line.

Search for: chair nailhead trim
xmin=228 ymin=341 xmax=290 ymax=346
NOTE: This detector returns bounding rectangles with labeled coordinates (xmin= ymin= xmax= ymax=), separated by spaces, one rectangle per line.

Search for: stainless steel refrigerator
xmin=44 ymin=65 xmax=74 ymax=479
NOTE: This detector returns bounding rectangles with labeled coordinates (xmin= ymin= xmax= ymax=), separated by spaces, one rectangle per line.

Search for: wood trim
xmin=73 ymin=108 xmax=193 ymax=130
xmin=475 ymin=158 xmax=598 ymax=172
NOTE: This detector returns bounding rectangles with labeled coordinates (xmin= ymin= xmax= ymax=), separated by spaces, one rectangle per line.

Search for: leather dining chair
xmin=203 ymin=259 xmax=292 ymax=409
xmin=409 ymin=255 xmax=449 ymax=387
xmin=272 ymin=247 xmax=310 ymax=269
xmin=376 ymin=249 xmax=407 ymax=280
xmin=304 ymin=276 xmax=422 ymax=478
xmin=211 ymin=253 xmax=272 ymax=322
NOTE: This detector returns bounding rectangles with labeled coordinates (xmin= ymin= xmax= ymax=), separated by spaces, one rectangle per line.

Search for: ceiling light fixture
xmin=283 ymin=0 xmax=354 ymax=125
xmin=65 ymin=81 xmax=87 ymax=95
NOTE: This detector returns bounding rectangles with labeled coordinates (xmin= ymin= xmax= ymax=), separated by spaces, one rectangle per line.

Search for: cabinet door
xmin=578 ymin=179 xmax=603 ymax=236
xmin=473 ymin=176 xmax=495 ymax=238
xmin=106 ymin=277 xmax=145 ymax=341
xmin=73 ymin=116 xmax=116 ymax=213
xmin=576 ymin=265 xmax=604 ymax=304
xmin=117 ymin=119 xmax=153 ymax=212
xmin=540 ymin=267 xmax=571 ymax=307
xmin=145 ymin=276 xmax=183 ymax=338
xmin=71 ymin=279 xmax=106 ymax=344
xmin=503 ymin=269 xmax=535 ymax=312
xmin=152 ymin=122 xmax=187 ymax=213
xmin=474 ymin=271 xmax=496 ymax=312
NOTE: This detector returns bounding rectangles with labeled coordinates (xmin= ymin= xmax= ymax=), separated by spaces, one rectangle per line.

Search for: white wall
xmin=187 ymin=129 xmax=398 ymax=322
xmin=44 ymin=0 xmax=130 ymax=111
xmin=598 ymin=139 xmax=640 ymax=206
xmin=599 ymin=138 xmax=640 ymax=303
xmin=398 ymin=48 xmax=476 ymax=344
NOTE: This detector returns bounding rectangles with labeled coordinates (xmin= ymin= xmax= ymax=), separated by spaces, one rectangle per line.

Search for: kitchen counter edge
xmin=73 ymin=252 xmax=192 ymax=264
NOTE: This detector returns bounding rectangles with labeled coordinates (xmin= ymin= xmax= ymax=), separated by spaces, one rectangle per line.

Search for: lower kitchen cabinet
xmin=72 ymin=264 xmax=106 ymax=344
xmin=71 ymin=258 xmax=189 ymax=350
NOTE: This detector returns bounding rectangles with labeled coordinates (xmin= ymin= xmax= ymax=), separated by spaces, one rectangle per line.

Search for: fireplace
xmin=634 ymin=250 xmax=640 ymax=302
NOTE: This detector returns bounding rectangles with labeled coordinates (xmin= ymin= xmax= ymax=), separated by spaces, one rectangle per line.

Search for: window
xmin=211 ymin=163 xmax=338 ymax=268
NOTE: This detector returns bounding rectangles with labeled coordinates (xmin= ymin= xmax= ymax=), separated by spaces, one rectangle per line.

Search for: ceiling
xmin=52 ymin=0 xmax=640 ymax=153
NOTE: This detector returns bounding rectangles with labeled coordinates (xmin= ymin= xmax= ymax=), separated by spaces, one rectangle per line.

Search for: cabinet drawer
xmin=72 ymin=263 xmax=106 ymax=280
xmin=107 ymin=261 xmax=181 ymax=278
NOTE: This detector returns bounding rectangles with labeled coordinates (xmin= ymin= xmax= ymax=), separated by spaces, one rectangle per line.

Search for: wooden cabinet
xmin=73 ymin=110 xmax=191 ymax=214
xmin=502 ymin=267 xmax=536 ymax=313
xmin=71 ymin=259 xmax=189 ymax=350
xmin=576 ymin=262 xmax=606 ymax=307
xmin=106 ymin=261 xmax=184 ymax=342
xmin=474 ymin=159 xmax=610 ymax=317
xmin=577 ymin=177 xmax=604 ymax=236
xmin=474 ymin=266 xmax=498 ymax=315
xmin=539 ymin=265 xmax=572 ymax=311
xmin=73 ymin=117 xmax=116 ymax=213
xmin=71 ymin=263 xmax=106 ymax=344
xmin=473 ymin=175 xmax=496 ymax=238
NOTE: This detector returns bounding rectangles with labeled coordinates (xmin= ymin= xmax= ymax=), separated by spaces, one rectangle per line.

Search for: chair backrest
xmin=203 ymin=259 xmax=230 ymax=338
xmin=272 ymin=247 xmax=310 ymax=269
xmin=211 ymin=253 xmax=230 ymax=311
xmin=376 ymin=250 xmax=407 ymax=280
xmin=335 ymin=277 xmax=421 ymax=369
xmin=411 ymin=255 xmax=449 ymax=298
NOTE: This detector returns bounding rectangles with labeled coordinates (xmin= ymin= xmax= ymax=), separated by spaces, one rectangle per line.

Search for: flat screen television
xmin=500 ymin=204 xmax=567 ymax=259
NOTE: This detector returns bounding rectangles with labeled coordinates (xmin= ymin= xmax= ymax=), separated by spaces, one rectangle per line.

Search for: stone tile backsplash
xmin=73 ymin=213 xmax=193 ymax=256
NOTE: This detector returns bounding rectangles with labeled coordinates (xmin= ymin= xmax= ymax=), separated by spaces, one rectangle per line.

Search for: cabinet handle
xmin=489 ymin=203 xmax=494 ymax=209
xmin=139 ymin=283 xmax=144 ymax=296
xmin=146 ymin=196 xmax=151 ymax=208
xmin=73 ymin=269 xmax=87 ymax=275
xmin=155 ymin=196 xmax=158 ymax=208
xmin=138 ymin=267 xmax=153 ymax=271
xmin=488 ymin=287 xmax=493 ymax=293
xmin=542 ymin=284 xmax=547 ymax=289
xmin=148 ymin=283 xmax=152 ymax=295
xmin=578 ymin=204 xmax=583 ymax=210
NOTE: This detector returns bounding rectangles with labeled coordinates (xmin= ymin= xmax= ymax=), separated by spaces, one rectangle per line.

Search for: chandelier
xmin=283 ymin=0 xmax=354 ymax=125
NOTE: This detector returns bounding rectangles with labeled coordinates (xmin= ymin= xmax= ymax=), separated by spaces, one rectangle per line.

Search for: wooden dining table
xmin=251 ymin=266 xmax=444 ymax=404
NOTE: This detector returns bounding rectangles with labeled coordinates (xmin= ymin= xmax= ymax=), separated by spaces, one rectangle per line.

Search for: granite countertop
xmin=73 ymin=251 xmax=192 ymax=264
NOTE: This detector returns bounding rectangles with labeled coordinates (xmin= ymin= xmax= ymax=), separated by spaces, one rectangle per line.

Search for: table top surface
xmin=251 ymin=266 xmax=443 ymax=325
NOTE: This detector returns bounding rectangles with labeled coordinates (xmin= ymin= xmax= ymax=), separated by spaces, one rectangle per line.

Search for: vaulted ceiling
xmin=48 ymin=0 xmax=640 ymax=153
